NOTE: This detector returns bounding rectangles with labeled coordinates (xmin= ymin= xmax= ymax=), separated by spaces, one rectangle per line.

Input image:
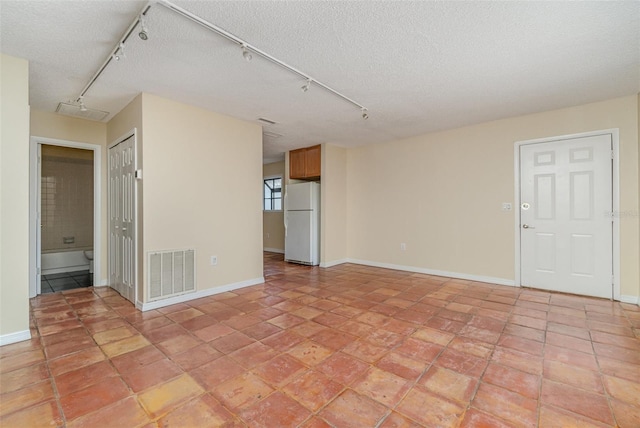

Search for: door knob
xmin=522 ymin=224 xmax=535 ymax=229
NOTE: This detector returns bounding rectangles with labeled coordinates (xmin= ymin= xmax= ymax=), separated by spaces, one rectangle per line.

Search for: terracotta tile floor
xmin=2 ymin=252 xmax=640 ymax=427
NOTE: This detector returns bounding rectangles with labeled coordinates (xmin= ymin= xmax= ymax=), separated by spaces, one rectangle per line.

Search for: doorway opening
xmin=29 ymin=137 xmax=102 ymax=298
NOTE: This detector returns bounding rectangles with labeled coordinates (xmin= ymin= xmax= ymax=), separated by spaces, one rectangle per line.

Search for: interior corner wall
xmin=346 ymin=95 xmax=640 ymax=299
xmin=0 ymin=54 xmax=31 ymax=342
xmin=263 ymin=161 xmax=285 ymax=252
xmin=30 ymin=110 xmax=108 ymax=285
xmin=321 ymin=144 xmax=347 ymax=266
xmin=140 ymin=93 xmax=263 ymax=302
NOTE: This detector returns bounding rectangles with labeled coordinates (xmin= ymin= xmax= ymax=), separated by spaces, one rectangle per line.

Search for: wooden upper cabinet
xmin=304 ymin=145 xmax=321 ymax=178
xmin=289 ymin=144 xmax=321 ymax=180
xmin=289 ymin=148 xmax=307 ymax=179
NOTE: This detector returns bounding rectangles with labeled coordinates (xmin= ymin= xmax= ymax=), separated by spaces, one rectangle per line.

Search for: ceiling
xmin=1 ymin=1 xmax=639 ymax=163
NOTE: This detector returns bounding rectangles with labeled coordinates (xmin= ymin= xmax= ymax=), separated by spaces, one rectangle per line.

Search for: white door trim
xmin=514 ymin=129 xmax=620 ymax=300
xmin=29 ymin=136 xmax=102 ymax=298
xmin=108 ymin=129 xmax=139 ymax=304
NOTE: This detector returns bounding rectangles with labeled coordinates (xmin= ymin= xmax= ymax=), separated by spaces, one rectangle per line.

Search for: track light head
xmin=78 ymin=97 xmax=87 ymax=112
xmin=361 ymin=108 xmax=369 ymax=120
xmin=138 ymin=15 xmax=149 ymax=40
xmin=301 ymin=79 xmax=312 ymax=93
xmin=241 ymin=44 xmax=252 ymax=62
xmin=113 ymin=43 xmax=125 ymax=61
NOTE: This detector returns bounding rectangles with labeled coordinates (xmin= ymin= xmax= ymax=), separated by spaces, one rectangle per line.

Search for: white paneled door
xmin=520 ymin=134 xmax=613 ymax=298
xmin=108 ymin=135 xmax=136 ymax=303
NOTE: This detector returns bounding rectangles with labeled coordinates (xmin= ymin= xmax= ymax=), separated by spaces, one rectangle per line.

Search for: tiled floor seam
xmin=464 ymin=292 xmax=540 ymax=428
xmin=587 ymin=327 xmax=616 ymax=428
xmin=540 ymin=301 xmax=619 ymax=428
xmin=45 ymin=289 xmax=144 ymax=426
xmin=35 ymin=301 xmax=76 ymax=428
xmin=41 ymin=299 xmax=79 ymax=426
xmin=536 ymin=322 xmax=548 ymax=428
xmin=536 ymin=300 xmax=556 ymax=428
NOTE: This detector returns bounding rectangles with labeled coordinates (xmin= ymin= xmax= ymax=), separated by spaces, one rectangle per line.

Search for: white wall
xmin=0 ymin=54 xmax=31 ymax=344
xmin=346 ymin=95 xmax=639 ymax=299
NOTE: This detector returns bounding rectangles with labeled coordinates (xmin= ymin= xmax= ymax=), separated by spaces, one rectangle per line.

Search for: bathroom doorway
xmin=29 ymin=137 xmax=102 ymax=297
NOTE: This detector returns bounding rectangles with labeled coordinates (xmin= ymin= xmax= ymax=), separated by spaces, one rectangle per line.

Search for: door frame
xmin=108 ymin=129 xmax=139 ymax=304
xmin=513 ymin=129 xmax=620 ymax=300
xmin=29 ymin=136 xmax=102 ymax=298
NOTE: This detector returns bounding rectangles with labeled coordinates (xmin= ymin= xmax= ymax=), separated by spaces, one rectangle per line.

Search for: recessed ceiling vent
xmin=258 ymin=117 xmax=277 ymax=125
xmin=56 ymin=102 xmax=110 ymax=122
xmin=263 ymin=131 xmax=282 ymax=139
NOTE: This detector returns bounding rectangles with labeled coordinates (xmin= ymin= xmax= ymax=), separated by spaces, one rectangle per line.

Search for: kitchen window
xmin=263 ymin=177 xmax=282 ymax=211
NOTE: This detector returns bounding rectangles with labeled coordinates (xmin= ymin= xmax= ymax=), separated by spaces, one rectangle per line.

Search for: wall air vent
xmin=257 ymin=117 xmax=277 ymax=125
xmin=56 ymin=102 xmax=110 ymax=122
xmin=148 ymin=249 xmax=196 ymax=301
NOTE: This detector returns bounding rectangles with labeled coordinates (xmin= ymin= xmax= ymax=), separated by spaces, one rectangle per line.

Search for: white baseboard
xmin=320 ymin=258 xmax=348 ymax=268
xmin=264 ymin=248 xmax=284 ymax=254
xmin=0 ymin=330 xmax=31 ymax=347
xmin=619 ymin=295 xmax=640 ymax=305
xmin=346 ymin=258 xmax=516 ymax=287
xmin=136 ymin=277 xmax=265 ymax=312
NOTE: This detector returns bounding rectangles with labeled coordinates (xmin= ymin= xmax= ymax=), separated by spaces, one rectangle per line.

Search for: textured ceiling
xmin=1 ymin=1 xmax=639 ymax=162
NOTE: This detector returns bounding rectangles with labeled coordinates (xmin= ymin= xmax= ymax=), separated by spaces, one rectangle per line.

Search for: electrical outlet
xmin=400 ymin=243 xmax=406 ymax=251
xmin=502 ymin=203 xmax=512 ymax=211
xmin=210 ymin=256 xmax=218 ymax=266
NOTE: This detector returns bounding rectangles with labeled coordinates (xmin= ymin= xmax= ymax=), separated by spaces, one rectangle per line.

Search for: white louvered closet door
xmin=108 ymin=136 xmax=136 ymax=303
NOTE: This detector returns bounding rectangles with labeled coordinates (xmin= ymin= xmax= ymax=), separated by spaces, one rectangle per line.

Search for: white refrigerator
xmin=284 ymin=182 xmax=320 ymax=265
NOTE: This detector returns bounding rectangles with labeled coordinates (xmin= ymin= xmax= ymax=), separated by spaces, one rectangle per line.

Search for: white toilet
xmin=83 ymin=250 xmax=94 ymax=274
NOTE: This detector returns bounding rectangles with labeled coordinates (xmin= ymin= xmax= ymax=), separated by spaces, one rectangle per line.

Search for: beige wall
xmin=263 ymin=161 xmax=285 ymax=252
xmin=31 ymin=110 xmax=108 ymax=284
xmin=32 ymin=94 xmax=263 ymax=305
xmin=321 ymin=144 xmax=348 ymax=265
xmin=0 ymin=54 xmax=31 ymax=340
xmin=347 ymin=95 xmax=639 ymax=299
xmin=106 ymin=94 xmax=143 ymax=145
xmin=31 ymin=109 xmax=107 ymax=146
xmin=140 ymin=93 xmax=263 ymax=300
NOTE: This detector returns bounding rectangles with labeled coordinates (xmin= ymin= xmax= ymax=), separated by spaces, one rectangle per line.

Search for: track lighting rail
xmin=155 ymin=0 xmax=367 ymax=112
xmin=73 ymin=0 xmax=368 ymax=118
xmin=75 ymin=3 xmax=153 ymax=102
